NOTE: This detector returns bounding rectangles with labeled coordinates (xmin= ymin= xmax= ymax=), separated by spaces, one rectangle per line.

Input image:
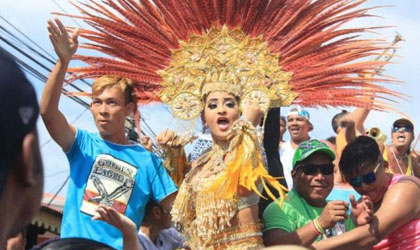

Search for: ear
xmin=13 ymin=133 xmax=39 ymax=187
xmin=152 ymin=206 xmax=162 ymax=219
xmin=125 ymin=102 xmax=136 ymax=116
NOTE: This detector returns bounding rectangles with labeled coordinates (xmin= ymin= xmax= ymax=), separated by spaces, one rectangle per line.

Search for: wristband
xmin=313 ymin=218 xmax=325 ymax=235
xmin=311 ymin=220 xmax=321 ymax=235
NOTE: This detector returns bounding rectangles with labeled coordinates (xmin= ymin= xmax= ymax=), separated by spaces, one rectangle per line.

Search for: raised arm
xmin=347 ymin=108 xmax=370 ymax=136
xmin=312 ymin=180 xmax=420 ymax=250
xmin=40 ymin=18 xmax=78 ymax=152
xmin=93 ymin=205 xmax=142 ymax=250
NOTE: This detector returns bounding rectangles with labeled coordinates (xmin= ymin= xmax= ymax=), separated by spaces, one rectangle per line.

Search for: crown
xmin=158 ymin=25 xmax=297 ymax=120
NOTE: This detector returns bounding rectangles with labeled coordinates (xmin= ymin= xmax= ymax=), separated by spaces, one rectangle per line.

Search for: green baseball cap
xmin=292 ymin=139 xmax=336 ymax=169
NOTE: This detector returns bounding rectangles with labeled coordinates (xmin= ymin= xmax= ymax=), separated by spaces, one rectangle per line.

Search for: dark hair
xmin=339 ymin=136 xmax=379 ymax=179
xmin=144 ymin=198 xmax=160 ymax=217
xmin=331 ymin=110 xmax=348 ymax=133
xmin=326 ymin=136 xmax=336 ymax=145
xmin=280 ymin=116 xmax=286 ymax=124
xmin=35 ymin=238 xmax=115 ymax=250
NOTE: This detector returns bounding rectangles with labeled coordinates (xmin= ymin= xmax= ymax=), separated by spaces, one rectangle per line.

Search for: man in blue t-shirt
xmin=41 ymin=18 xmax=177 ymax=250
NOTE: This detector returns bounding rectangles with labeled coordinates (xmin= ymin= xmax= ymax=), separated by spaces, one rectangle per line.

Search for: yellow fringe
xmin=164 ymin=149 xmax=187 ymax=187
xmin=207 ymin=121 xmax=287 ymax=208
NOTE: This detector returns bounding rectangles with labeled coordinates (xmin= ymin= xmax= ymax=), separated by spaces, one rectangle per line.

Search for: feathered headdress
xmin=61 ymin=0 xmax=402 ymax=119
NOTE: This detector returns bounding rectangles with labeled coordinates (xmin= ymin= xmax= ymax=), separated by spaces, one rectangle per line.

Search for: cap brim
xmin=393 ymin=118 xmax=414 ymax=129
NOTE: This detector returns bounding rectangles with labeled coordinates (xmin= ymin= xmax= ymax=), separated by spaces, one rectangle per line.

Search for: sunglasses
xmin=392 ymin=125 xmax=413 ymax=133
xmin=348 ymin=160 xmax=381 ymax=188
xmin=295 ymin=163 xmax=334 ymax=176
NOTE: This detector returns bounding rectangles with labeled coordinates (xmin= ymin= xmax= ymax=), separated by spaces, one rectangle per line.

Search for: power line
xmin=0 ymin=17 xmax=92 ymax=88
xmin=51 ymin=0 xmax=85 ymax=29
xmin=47 ymin=175 xmax=69 ymax=206
xmin=40 ymin=108 xmax=89 ymax=149
xmin=45 ymin=169 xmax=69 ymax=178
xmin=0 ymin=16 xmax=56 ymax=61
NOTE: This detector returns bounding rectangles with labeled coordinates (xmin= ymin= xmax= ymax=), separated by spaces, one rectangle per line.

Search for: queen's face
xmin=203 ymin=91 xmax=240 ymax=141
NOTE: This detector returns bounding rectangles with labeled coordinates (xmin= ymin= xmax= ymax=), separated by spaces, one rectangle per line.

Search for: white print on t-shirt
xmin=81 ymin=154 xmax=138 ymax=216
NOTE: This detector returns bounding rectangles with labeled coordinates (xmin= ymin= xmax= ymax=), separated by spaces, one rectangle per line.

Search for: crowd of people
xmin=2 ymin=0 xmax=420 ymax=250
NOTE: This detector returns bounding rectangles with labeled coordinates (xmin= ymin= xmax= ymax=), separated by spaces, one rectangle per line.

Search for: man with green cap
xmin=263 ymin=139 xmax=364 ymax=247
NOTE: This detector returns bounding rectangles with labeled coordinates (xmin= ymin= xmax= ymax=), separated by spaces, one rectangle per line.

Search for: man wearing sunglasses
xmin=263 ymin=139 xmax=359 ymax=247
xmin=382 ymin=118 xmax=420 ymax=178
xmin=312 ymin=136 xmax=420 ymax=249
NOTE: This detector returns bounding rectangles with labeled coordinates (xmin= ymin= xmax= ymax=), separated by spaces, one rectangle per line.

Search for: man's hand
xmin=47 ymin=18 xmax=79 ymax=63
xmin=410 ymin=150 xmax=420 ymax=162
xmin=318 ymin=201 xmax=349 ymax=230
xmin=92 ymin=205 xmax=136 ymax=236
xmin=140 ymin=136 xmax=153 ymax=151
xmin=350 ymin=194 xmax=374 ymax=226
xmin=156 ymin=129 xmax=177 ymax=148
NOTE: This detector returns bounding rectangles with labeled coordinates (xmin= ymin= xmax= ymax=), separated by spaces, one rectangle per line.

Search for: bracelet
xmin=313 ymin=218 xmax=325 ymax=235
xmin=311 ymin=220 xmax=321 ymax=236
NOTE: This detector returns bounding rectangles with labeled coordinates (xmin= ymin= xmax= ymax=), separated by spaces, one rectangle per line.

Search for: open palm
xmin=47 ymin=18 xmax=78 ymax=62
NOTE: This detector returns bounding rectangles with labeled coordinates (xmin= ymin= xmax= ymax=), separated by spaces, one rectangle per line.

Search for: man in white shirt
xmin=280 ymin=106 xmax=313 ymax=188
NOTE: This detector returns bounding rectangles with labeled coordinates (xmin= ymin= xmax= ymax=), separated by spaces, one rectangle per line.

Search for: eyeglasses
xmin=392 ymin=125 xmax=413 ymax=133
xmin=348 ymin=160 xmax=381 ymax=188
xmin=295 ymin=163 xmax=334 ymax=176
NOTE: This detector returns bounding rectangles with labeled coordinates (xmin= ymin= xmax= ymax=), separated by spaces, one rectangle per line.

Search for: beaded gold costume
xmin=60 ymin=0 xmax=402 ymax=248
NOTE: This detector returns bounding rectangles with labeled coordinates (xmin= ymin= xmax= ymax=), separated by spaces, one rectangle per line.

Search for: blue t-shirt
xmin=62 ymin=129 xmax=177 ymax=250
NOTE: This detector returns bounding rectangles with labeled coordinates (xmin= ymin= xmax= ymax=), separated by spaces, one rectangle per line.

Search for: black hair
xmin=331 ymin=110 xmax=348 ymax=133
xmin=326 ymin=136 xmax=336 ymax=145
xmin=339 ymin=136 xmax=379 ymax=179
xmin=35 ymin=238 xmax=115 ymax=250
xmin=144 ymin=198 xmax=160 ymax=217
xmin=280 ymin=116 xmax=286 ymax=124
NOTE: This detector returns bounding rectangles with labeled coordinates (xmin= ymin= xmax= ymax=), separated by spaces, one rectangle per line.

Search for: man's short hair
xmin=92 ymin=75 xmax=134 ymax=104
xmin=144 ymin=198 xmax=160 ymax=217
xmin=0 ymin=50 xmax=39 ymax=198
xmin=339 ymin=136 xmax=379 ymax=179
xmin=280 ymin=115 xmax=286 ymax=124
xmin=326 ymin=136 xmax=336 ymax=145
xmin=331 ymin=110 xmax=348 ymax=133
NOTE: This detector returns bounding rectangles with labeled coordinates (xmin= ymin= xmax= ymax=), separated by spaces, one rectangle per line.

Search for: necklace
xmin=390 ymin=147 xmax=412 ymax=176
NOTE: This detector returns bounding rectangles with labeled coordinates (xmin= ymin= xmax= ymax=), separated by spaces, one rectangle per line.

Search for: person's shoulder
xmin=76 ymin=128 xmax=94 ymax=137
xmin=76 ymin=128 xmax=103 ymax=143
xmin=280 ymin=141 xmax=292 ymax=154
xmin=392 ymin=175 xmax=420 ymax=189
xmin=265 ymin=192 xmax=295 ymax=213
xmin=385 ymin=175 xmax=420 ymax=202
xmin=282 ymin=190 xmax=301 ymax=208
xmin=158 ymin=228 xmax=184 ymax=243
xmin=134 ymin=147 xmax=160 ymax=163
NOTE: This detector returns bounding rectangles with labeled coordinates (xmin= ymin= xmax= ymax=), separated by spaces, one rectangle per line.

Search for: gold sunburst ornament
xmin=158 ymin=25 xmax=296 ymax=120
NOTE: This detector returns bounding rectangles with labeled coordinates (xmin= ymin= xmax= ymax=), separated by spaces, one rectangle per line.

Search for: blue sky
xmin=1 ymin=0 xmax=419 ymax=198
